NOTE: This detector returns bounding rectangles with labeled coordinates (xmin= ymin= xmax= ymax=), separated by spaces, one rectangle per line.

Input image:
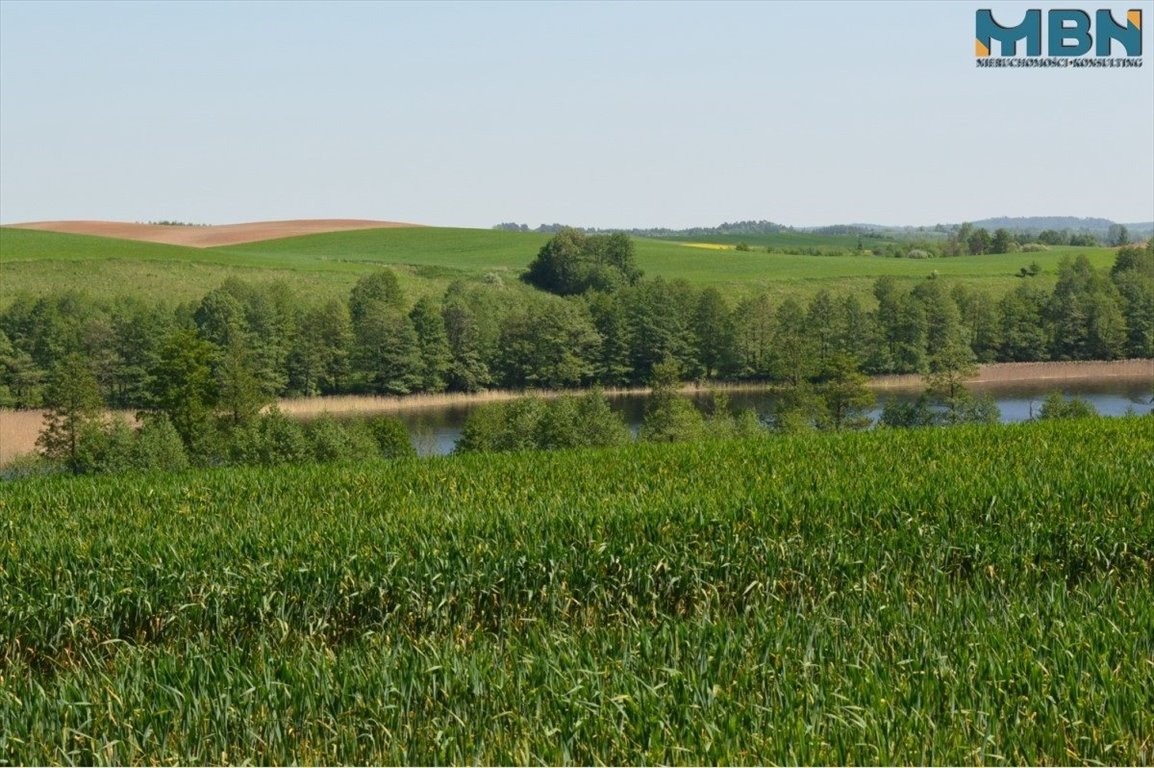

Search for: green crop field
xmin=652 ymin=230 xmax=881 ymax=250
xmin=0 ymin=227 xmax=560 ymax=306
xmin=0 ymin=224 xmax=1119 ymax=308
xmin=2 ymin=418 xmax=1151 ymax=764
xmin=634 ymin=240 xmax=1116 ymax=300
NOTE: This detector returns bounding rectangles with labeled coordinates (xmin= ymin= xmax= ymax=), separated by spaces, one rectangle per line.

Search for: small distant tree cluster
xmin=456 ymin=390 xmax=630 ymax=452
xmin=879 ymin=347 xmax=1000 ymax=429
xmin=34 ymin=343 xmax=415 ymax=475
xmin=945 ymin=224 xmax=1020 ymax=256
xmin=639 ymin=358 xmax=763 ymax=442
xmin=227 ymin=412 xmax=414 ymax=467
xmin=523 ymin=228 xmax=643 ymax=295
xmin=1035 ymin=229 xmax=1099 ymax=247
xmin=1106 ymin=224 xmax=1130 ymax=248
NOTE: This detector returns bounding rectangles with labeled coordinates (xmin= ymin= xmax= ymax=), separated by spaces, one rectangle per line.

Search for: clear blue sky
xmin=1 ymin=0 xmax=1151 ymax=228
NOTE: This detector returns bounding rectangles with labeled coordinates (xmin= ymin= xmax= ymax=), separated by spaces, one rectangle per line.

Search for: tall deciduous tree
xmin=998 ymin=283 xmax=1049 ymax=362
xmin=1048 ymin=256 xmax=1126 ymax=361
xmin=586 ymin=291 xmax=633 ymax=387
xmin=496 ymin=297 xmax=601 ymax=389
xmin=817 ymin=353 xmax=875 ymax=431
xmin=729 ymin=293 xmax=775 ymax=379
xmin=442 ymin=289 xmax=491 ymax=392
xmin=991 ymin=228 xmax=1013 ymax=254
xmin=352 ymin=303 xmax=422 ymax=395
xmin=952 ymin=285 xmax=1000 ymax=363
xmin=694 ymin=287 xmax=732 ymax=380
xmin=623 ymin=279 xmax=698 ymax=383
xmin=349 ymin=269 xmax=405 ymax=322
xmin=289 ymin=299 xmax=352 ymax=396
xmin=1106 ymin=223 xmax=1130 ymax=247
xmin=37 ymin=353 xmax=104 ymax=471
xmin=1111 ymin=243 xmax=1154 ymax=358
xmin=806 ymin=290 xmax=843 ymax=375
xmin=0 ymin=328 xmax=44 ymax=408
xmin=772 ymin=297 xmax=816 ymax=386
xmin=924 ymin=339 xmax=984 ymax=425
xmin=151 ymin=328 xmax=219 ymax=453
xmin=836 ymin=294 xmax=876 ymax=367
xmin=194 ymin=288 xmax=247 ymax=349
xmin=967 ymin=227 xmax=992 ymax=255
xmin=639 ymin=357 xmax=705 ymax=442
xmin=409 ymin=296 xmax=452 ymax=393
xmin=216 ymin=337 xmax=267 ymax=427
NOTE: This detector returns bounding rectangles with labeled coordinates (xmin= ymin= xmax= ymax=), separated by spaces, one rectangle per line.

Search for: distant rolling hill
xmin=5 ymin=219 xmax=419 ymax=247
xmin=968 ymin=216 xmax=1153 ymax=237
xmin=0 ymin=222 xmax=1120 ymax=309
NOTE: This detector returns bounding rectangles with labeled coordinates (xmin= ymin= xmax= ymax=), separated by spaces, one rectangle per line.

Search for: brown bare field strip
xmin=2 ymin=360 xmax=1149 ymax=466
xmin=5 ymin=219 xmax=420 ymax=248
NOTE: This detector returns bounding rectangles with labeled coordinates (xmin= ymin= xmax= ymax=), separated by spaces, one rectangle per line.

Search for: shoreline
xmin=2 ymin=359 xmax=1150 ymax=465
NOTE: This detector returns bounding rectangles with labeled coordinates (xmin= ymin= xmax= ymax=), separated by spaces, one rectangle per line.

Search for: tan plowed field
xmin=5 ymin=219 xmax=419 ymax=247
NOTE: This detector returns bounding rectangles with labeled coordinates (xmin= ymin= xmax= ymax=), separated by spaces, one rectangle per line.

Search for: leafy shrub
xmin=365 ymin=416 xmax=417 ymax=459
xmin=1038 ymin=392 xmax=1098 ymax=420
xmin=457 ymin=392 xmax=629 ymax=453
xmin=72 ymin=417 xmax=137 ymax=475
xmin=305 ymin=416 xmax=379 ymax=463
xmin=881 ymin=392 xmax=1000 ymax=428
xmin=639 ymin=359 xmax=706 ymax=442
xmin=130 ymin=414 xmax=189 ymax=472
xmin=699 ymin=391 xmax=765 ymax=439
xmin=880 ymin=396 xmax=937 ymax=429
xmin=228 ymin=408 xmax=311 ymax=466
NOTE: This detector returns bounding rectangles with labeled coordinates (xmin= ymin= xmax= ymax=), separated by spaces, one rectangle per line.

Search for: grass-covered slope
xmin=216 ymin=225 xmax=552 ymax=269
xmin=1 ymin=418 xmax=1151 ymax=763
xmin=0 ymin=223 xmax=1121 ymax=306
xmin=0 ymin=226 xmax=539 ymax=306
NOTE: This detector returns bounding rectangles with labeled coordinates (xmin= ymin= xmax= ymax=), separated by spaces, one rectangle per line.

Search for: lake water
xmin=397 ymin=379 xmax=1154 ymax=456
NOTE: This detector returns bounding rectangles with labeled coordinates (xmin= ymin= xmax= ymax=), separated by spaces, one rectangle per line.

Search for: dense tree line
xmin=1 ymin=240 xmax=1150 ymax=419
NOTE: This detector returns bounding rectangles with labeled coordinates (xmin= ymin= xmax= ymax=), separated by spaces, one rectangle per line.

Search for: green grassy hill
xmin=0 ymin=227 xmax=546 ymax=306
xmin=0 ymin=224 xmax=1119 ymax=308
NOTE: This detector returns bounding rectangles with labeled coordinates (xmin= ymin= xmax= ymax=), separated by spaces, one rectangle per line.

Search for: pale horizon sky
xmin=1 ymin=0 xmax=1152 ymax=229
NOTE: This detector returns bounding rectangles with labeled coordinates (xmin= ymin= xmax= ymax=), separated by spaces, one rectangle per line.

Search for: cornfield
xmin=1 ymin=418 xmax=1151 ymax=764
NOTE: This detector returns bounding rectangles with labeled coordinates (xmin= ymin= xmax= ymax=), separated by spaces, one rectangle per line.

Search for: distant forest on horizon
xmin=494 ymin=216 xmax=1154 ymax=240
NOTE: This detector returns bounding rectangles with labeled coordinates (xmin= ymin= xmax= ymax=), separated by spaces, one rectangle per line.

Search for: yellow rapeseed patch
xmin=680 ymin=242 xmax=733 ymax=250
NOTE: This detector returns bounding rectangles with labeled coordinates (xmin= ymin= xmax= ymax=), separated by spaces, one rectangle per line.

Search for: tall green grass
xmin=1 ymin=418 xmax=1151 ymax=763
